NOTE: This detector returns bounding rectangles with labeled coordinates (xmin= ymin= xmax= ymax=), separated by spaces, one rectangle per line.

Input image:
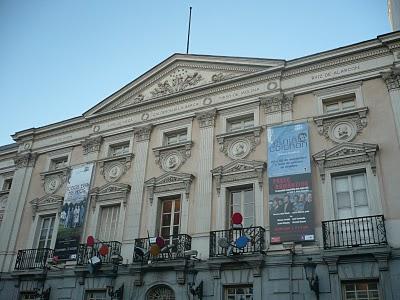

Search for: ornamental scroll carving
xmin=82 ymin=136 xmax=102 ymax=155
xmin=150 ymin=69 xmax=203 ymax=97
xmin=211 ymin=160 xmax=266 ymax=196
xmin=89 ymin=183 xmax=131 ymax=211
xmin=98 ymin=154 xmax=134 ymax=183
xmin=216 ymin=127 xmax=262 ymax=160
xmin=260 ymin=93 xmax=294 ymax=114
xmin=145 ymin=172 xmax=194 ymax=205
xmin=14 ymin=152 xmax=37 ymax=169
xmin=313 ymin=107 xmax=368 ymax=143
xmin=153 ymin=142 xmax=192 ymax=172
xmin=313 ymin=142 xmax=378 ymax=182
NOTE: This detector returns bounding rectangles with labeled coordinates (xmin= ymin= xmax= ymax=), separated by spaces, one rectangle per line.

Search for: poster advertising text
xmin=267 ymin=123 xmax=314 ymax=243
xmin=54 ymin=163 xmax=93 ymax=260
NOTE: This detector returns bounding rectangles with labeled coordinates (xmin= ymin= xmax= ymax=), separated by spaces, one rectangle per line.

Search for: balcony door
xmin=229 ymin=186 xmax=254 ymax=228
xmin=36 ymin=215 xmax=56 ymax=249
xmin=159 ymin=197 xmax=181 ymax=244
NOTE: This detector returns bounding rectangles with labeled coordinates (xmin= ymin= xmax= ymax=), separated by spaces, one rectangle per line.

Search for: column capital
xmin=134 ymin=124 xmax=153 ymax=142
xmin=81 ymin=136 xmax=102 ymax=155
xmin=260 ymin=92 xmax=294 ymax=114
xmin=13 ymin=152 xmax=37 ymax=169
xmin=195 ymin=109 xmax=217 ymax=128
xmin=382 ymin=67 xmax=400 ymax=91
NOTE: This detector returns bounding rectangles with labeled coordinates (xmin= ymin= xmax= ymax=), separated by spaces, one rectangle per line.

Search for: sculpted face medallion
xmin=228 ymin=139 xmax=250 ymax=159
xmin=104 ymin=162 xmax=124 ymax=182
xmin=161 ymin=152 xmax=182 ymax=171
xmin=329 ymin=120 xmax=357 ymax=143
xmin=44 ymin=176 xmax=61 ymax=194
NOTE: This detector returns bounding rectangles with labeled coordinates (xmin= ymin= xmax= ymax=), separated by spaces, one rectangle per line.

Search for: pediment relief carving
xmin=145 ymin=172 xmax=194 ymax=205
xmin=216 ymin=126 xmax=262 ymax=160
xmin=98 ymin=154 xmax=134 ymax=183
xmin=153 ymin=141 xmax=192 ymax=172
xmin=30 ymin=194 xmax=63 ymax=218
xmin=40 ymin=168 xmax=70 ymax=195
xmin=211 ymin=160 xmax=266 ymax=195
xmin=313 ymin=107 xmax=368 ymax=143
xmin=89 ymin=182 xmax=131 ymax=210
xmin=313 ymin=142 xmax=378 ymax=182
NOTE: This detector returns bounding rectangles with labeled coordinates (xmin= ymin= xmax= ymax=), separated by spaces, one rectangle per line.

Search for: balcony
xmin=76 ymin=241 xmax=122 ymax=265
xmin=209 ymin=226 xmax=265 ymax=258
xmin=15 ymin=248 xmax=54 ymax=270
xmin=132 ymin=234 xmax=192 ymax=262
xmin=322 ymin=215 xmax=387 ymax=249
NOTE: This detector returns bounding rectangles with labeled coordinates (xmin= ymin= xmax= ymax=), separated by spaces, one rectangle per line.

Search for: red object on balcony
xmin=232 ymin=212 xmax=243 ymax=225
xmin=87 ymin=236 xmax=95 ymax=247
xmin=99 ymin=244 xmax=109 ymax=256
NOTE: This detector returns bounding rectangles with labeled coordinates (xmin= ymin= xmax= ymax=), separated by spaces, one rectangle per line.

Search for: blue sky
xmin=0 ymin=0 xmax=390 ymax=146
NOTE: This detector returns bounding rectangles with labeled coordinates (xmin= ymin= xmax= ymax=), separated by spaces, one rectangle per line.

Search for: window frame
xmin=97 ymin=204 xmax=121 ymax=242
xmin=159 ymin=121 xmax=192 ymax=147
xmin=108 ymin=141 xmax=130 ymax=157
xmin=49 ymin=155 xmax=69 ymax=171
xmin=45 ymin=149 xmax=72 ymax=172
xmin=342 ymin=280 xmax=380 ymax=300
xmin=224 ymin=284 xmax=254 ymax=300
xmin=227 ymin=185 xmax=255 ymax=228
xmin=219 ymin=104 xmax=259 ymax=134
xmin=163 ymin=129 xmax=188 ymax=146
xmin=158 ymin=196 xmax=181 ymax=241
xmin=226 ymin=114 xmax=255 ymax=133
xmin=33 ymin=213 xmax=58 ymax=250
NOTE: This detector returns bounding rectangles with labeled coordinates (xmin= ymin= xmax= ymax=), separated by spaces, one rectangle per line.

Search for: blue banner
xmin=267 ymin=123 xmax=311 ymax=177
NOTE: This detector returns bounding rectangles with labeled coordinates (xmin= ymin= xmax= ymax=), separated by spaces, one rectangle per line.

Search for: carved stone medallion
xmin=328 ymin=120 xmax=357 ymax=143
xmin=44 ymin=175 xmax=62 ymax=194
xmin=228 ymin=139 xmax=251 ymax=159
xmin=161 ymin=151 xmax=183 ymax=172
xmin=104 ymin=162 xmax=125 ymax=182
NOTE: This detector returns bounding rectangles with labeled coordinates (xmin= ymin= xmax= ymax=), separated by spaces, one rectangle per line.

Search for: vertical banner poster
xmin=54 ymin=163 xmax=94 ymax=260
xmin=267 ymin=123 xmax=315 ymax=243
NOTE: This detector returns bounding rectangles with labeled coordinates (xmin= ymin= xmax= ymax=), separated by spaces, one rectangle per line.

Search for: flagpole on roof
xmin=186 ymin=6 xmax=192 ymax=54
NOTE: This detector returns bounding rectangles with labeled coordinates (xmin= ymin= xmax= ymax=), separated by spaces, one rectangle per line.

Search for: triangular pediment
xmin=212 ymin=160 xmax=266 ymax=175
xmin=146 ymin=171 xmax=194 ymax=186
xmin=313 ymin=142 xmax=378 ymax=161
xmin=90 ymin=182 xmax=131 ymax=195
xmin=30 ymin=195 xmax=63 ymax=216
xmin=85 ymin=54 xmax=284 ymax=117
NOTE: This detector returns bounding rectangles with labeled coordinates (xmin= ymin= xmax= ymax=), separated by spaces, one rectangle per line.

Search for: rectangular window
xmin=109 ymin=142 xmax=130 ymax=157
xmin=164 ymin=130 xmax=188 ymax=146
xmin=2 ymin=178 xmax=12 ymax=191
xmin=323 ymin=95 xmax=356 ymax=114
xmin=50 ymin=156 xmax=68 ymax=170
xmin=343 ymin=281 xmax=380 ymax=300
xmin=225 ymin=285 xmax=253 ymax=300
xmin=85 ymin=291 xmax=107 ymax=300
xmin=98 ymin=205 xmax=120 ymax=241
xmin=36 ymin=215 xmax=56 ymax=249
xmin=159 ymin=197 xmax=181 ymax=241
xmin=229 ymin=186 xmax=254 ymax=228
xmin=19 ymin=293 xmax=36 ymax=300
xmin=227 ymin=115 xmax=254 ymax=132
xmin=333 ymin=172 xmax=369 ymax=219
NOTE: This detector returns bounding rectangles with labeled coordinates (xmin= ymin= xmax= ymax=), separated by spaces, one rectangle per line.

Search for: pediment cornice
xmin=89 ymin=182 xmax=131 ymax=210
xmin=313 ymin=142 xmax=378 ymax=181
xmin=30 ymin=194 xmax=64 ymax=217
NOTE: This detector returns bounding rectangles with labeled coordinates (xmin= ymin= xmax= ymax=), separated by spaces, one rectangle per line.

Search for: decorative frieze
xmin=13 ymin=152 xmax=37 ymax=169
xmin=216 ymin=127 xmax=262 ymax=160
xmin=145 ymin=172 xmax=194 ymax=205
xmin=382 ymin=68 xmax=400 ymax=91
xmin=211 ymin=160 xmax=266 ymax=195
xmin=260 ymin=93 xmax=294 ymax=114
xmin=98 ymin=154 xmax=134 ymax=183
xmin=313 ymin=142 xmax=378 ymax=182
xmin=153 ymin=141 xmax=192 ymax=172
xmin=40 ymin=168 xmax=70 ymax=195
xmin=211 ymin=72 xmax=236 ymax=83
xmin=134 ymin=124 xmax=153 ymax=142
xmin=313 ymin=107 xmax=369 ymax=143
xmin=196 ymin=109 xmax=217 ymax=128
xmin=89 ymin=182 xmax=131 ymax=210
xmin=82 ymin=136 xmax=102 ymax=155
xmin=150 ymin=69 xmax=203 ymax=97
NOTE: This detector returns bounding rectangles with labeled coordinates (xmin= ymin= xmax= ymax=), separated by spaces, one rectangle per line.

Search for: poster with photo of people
xmin=267 ymin=123 xmax=315 ymax=243
xmin=54 ymin=163 xmax=94 ymax=260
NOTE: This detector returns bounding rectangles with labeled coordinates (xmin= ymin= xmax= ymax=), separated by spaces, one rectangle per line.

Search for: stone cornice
xmin=89 ymin=182 xmax=131 ymax=209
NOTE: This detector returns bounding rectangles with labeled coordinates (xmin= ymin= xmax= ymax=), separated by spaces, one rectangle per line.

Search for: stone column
xmin=382 ymin=69 xmax=400 ymax=145
xmin=121 ymin=125 xmax=152 ymax=258
xmin=324 ymin=256 xmax=340 ymax=300
xmin=194 ymin=109 xmax=217 ymax=234
xmin=374 ymin=253 xmax=393 ymax=300
xmin=0 ymin=151 xmax=37 ymax=272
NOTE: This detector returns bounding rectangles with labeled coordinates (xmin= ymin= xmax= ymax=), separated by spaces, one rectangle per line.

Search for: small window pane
xmin=325 ymin=103 xmax=339 ymax=113
xmin=342 ymin=100 xmax=356 ymax=109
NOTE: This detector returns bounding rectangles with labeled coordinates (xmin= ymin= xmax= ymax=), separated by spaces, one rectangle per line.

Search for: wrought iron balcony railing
xmin=322 ymin=215 xmax=387 ymax=249
xmin=15 ymin=248 xmax=54 ymax=270
xmin=132 ymin=234 xmax=192 ymax=262
xmin=210 ymin=226 xmax=265 ymax=258
xmin=76 ymin=241 xmax=122 ymax=265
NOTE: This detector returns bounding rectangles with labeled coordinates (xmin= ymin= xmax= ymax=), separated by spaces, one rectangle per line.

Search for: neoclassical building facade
xmin=1 ymin=31 xmax=400 ymax=300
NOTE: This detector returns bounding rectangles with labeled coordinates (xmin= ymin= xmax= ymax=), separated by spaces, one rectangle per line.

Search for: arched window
xmin=147 ymin=285 xmax=175 ymax=300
